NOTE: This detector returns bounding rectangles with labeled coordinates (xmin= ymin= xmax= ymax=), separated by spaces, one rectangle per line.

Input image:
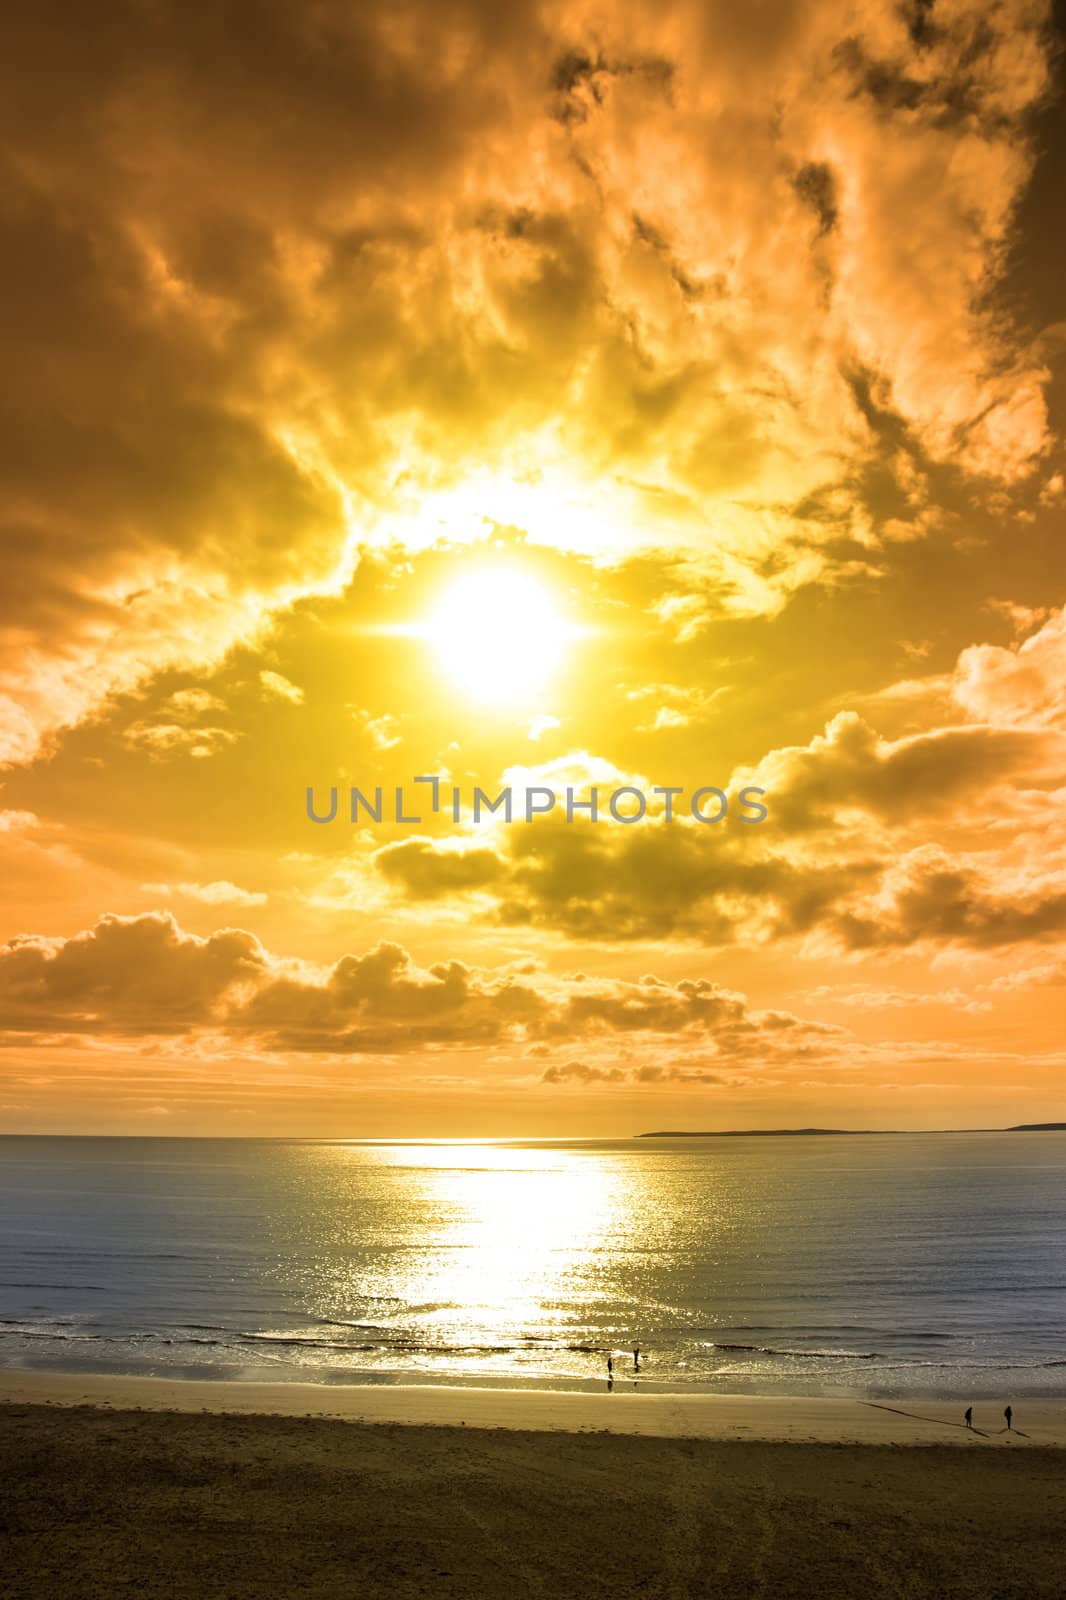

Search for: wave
xmin=775 ymin=1349 xmax=882 ymax=1360
xmin=238 ymin=1333 xmax=366 ymax=1350
xmin=319 ymin=1305 xmax=459 ymax=1328
xmin=0 ymin=1318 xmax=75 ymax=1331
xmin=0 ymin=1329 xmax=102 ymax=1342
xmin=241 ymin=1333 xmax=608 ymax=1358
xmin=18 ymin=1250 xmax=208 ymax=1263
xmin=0 ymin=1282 xmax=109 ymax=1292
xmin=709 ymin=1342 xmax=882 ymax=1360
xmin=322 ymin=1320 xmax=398 ymax=1332
xmin=687 ymin=1325 xmax=955 ymax=1341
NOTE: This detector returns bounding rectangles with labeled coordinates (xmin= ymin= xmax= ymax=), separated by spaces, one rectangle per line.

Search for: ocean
xmin=1 ymin=1133 xmax=1063 ymax=1399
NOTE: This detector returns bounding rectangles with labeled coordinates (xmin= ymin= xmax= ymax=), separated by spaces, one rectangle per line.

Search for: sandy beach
xmin=2 ymin=1366 xmax=1064 ymax=1445
xmin=3 ymin=1374 xmax=1065 ymax=1599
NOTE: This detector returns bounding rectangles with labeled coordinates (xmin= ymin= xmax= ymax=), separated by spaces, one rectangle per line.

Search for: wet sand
xmin=2 ymin=1367 xmax=1063 ymax=1444
xmin=2 ymin=1374 xmax=1064 ymax=1598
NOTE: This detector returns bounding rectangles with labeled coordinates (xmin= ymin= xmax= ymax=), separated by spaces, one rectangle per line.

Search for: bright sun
xmin=429 ymin=570 xmax=571 ymax=705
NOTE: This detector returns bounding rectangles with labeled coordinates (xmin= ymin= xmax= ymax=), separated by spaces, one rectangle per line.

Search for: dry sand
xmin=2 ymin=1373 xmax=1064 ymax=1599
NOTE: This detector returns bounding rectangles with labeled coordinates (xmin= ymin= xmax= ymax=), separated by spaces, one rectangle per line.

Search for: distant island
xmin=638 ymin=1124 xmax=1066 ymax=1138
xmin=639 ymin=1128 xmax=863 ymax=1138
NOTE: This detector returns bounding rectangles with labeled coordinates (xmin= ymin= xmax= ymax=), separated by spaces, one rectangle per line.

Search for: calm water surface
xmin=1 ymin=1133 xmax=1063 ymax=1398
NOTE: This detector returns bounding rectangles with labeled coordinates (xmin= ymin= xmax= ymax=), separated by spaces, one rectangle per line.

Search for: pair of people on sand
xmin=964 ymin=1405 xmax=1013 ymax=1430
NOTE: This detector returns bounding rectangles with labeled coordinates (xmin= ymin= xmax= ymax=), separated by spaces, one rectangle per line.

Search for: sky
xmin=1 ymin=0 xmax=1065 ymax=1136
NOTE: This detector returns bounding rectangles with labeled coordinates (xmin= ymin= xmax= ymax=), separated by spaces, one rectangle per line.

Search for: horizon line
xmin=1 ymin=1123 xmax=1064 ymax=1141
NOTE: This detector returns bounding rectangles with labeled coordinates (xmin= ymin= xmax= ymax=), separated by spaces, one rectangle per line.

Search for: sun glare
xmin=429 ymin=570 xmax=572 ymax=705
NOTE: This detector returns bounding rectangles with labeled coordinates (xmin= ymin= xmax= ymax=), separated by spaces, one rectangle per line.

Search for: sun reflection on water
xmin=344 ymin=1143 xmax=636 ymax=1358
xmin=258 ymin=1140 xmax=736 ymax=1387
xmin=6 ymin=1135 xmax=1057 ymax=1398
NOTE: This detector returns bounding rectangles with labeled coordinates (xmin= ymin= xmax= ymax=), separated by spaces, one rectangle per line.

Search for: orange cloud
xmin=0 ymin=0 xmax=1055 ymax=765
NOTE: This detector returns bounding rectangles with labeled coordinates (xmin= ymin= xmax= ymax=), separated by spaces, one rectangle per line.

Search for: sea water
xmin=1 ymin=1133 xmax=1063 ymax=1398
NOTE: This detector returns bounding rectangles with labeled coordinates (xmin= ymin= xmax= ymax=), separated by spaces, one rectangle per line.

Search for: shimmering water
xmin=1 ymin=1134 xmax=1064 ymax=1398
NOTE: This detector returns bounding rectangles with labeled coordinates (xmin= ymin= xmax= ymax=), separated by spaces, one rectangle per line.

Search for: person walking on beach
xmin=607 ymin=1355 xmax=613 ymax=1380
xmin=633 ymin=1346 xmax=640 ymax=1372
xmin=1004 ymin=1404 xmax=1013 ymax=1431
xmin=965 ymin=1406 xmax=973 ymax=1429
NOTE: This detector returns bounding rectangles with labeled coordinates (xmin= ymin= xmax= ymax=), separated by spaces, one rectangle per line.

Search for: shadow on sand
xmin=861 ymin=1401 xmax=991 ymax=1437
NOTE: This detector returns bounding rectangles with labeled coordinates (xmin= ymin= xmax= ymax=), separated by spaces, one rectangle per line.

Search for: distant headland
xmin=638 ymin=1127 xmax=861 ymax=1138
xmin=637 ymin=1124 xmax=1066 ymax=1138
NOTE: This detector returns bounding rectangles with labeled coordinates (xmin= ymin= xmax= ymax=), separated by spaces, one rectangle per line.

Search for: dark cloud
xmin=740 ymin=713 xmax=1063 ymax=830
xmin=0 ymin=912 xmax=265 ymax=1033
xmin=833 ymin=845 xmax=1066 ymax=949
xmin=0 ymin=911 xmax=838 ymax=1059
xmin=794 ymin=161 xmax=839 ymax=236
xmin=541 ymin=1060 xmax=625 ymax=1083
xmin=375 ymin=821 xmax=861 ymax=943
xmin=369 ymin=711 xmax=1064 ymax=947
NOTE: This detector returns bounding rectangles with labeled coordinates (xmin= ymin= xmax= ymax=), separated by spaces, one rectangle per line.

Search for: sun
xmin=428 ymin=569 xmax=572 ymax=706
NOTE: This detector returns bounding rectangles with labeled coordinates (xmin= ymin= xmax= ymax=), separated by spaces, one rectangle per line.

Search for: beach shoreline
xmin=2 ymin=1365 xmax=1062 ymax=1446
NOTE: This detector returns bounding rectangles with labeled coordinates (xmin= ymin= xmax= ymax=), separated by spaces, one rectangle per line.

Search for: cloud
xmin=121 ymin=721 xmax=240 ymax=760
xmin=0 ymin=0 xmax=1055 ymax=764
xmin=0 ymin=910 xmax=842 ymax=1060
xmin=643 ymin=706 xmax=689 ymax=732
xmin=0 ymin=913 xmax=267 ymax=1034
xmin=375 ymin=838 xmax=505 ymax=897
xmin=259 ymin=670 xmax=304 ymax=704
xmin=831 ymin=844 xmax=1066 ymax=951
xmin=953 ymin=606 xmax=1066 ymax=728
xmin=141 ymin=880 xmax=268 ymax=907
xmin=541 ymin=1060 xmax=626 ymax=1084
xmin=538 ymin=1057 xmax=727 ymax=1085
xmin=368 ymin=717 xmax=1065 ymax=948
xmin=805 ymin=983 xmax=992 ymax=1015
xmin=233 ymin=942 xmax=842 ymax=1056
xmin=0 ymin=810 xmax=38 ymax=833
xmin=734 ymin=711 xmax=1062 ymax=830
xmin=354 ymin=710 xmax=403 ymax=751
xmin=374 ymin=810 xmax=873 ymax=946
xmin=985 ymin=956 xmax=1066 ymax=992
xmin=162 ymin=689 xmax=228 ymax=720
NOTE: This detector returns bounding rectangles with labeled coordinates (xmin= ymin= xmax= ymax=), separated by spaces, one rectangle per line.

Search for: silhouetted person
xmin=607 ymin=1355 xmax=613 ymax=1380
xmin=633 ymin=1346 xmax=640 ymax=1372
xmin=1004 ymin=1405 xmax=1013 ymax=1431
xmin=965 ymin=1406 xmax=973 ymax=1429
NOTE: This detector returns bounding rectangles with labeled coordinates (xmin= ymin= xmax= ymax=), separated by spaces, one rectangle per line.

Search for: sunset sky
xmin=2 ymin=0 xmax=1065 ymax=1135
